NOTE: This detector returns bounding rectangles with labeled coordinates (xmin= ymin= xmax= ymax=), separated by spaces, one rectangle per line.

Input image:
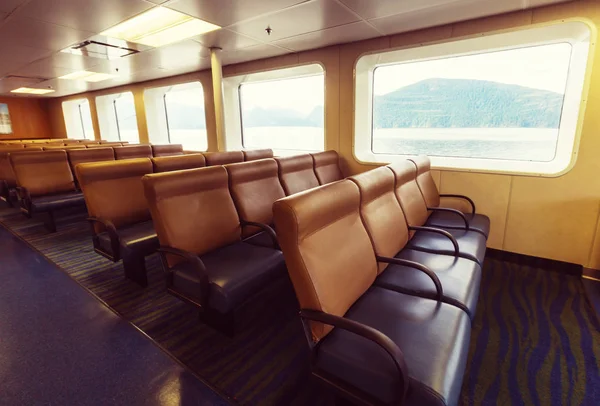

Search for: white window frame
xmin=96 ymin=92 xmax=139 ymax=142
xmin=62 ymin=98 xmax=94 ymax=140
xmin=144 ymin=81 xmax=208 ymax=151
xmin=354 ymin=21 xmax=594 ymax=177
xmin=223 ymin=64 xmax=325 ymax=155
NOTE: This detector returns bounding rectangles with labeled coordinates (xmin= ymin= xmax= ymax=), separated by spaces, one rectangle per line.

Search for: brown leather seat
xmin=151 ymin=144 xmax=184 ymax=157
xmin=311 ymin=150 xmax=343 ymax=185
xmin=272 ymin=180 xmax=471 ymax=406
xmin=275 ymin=154 xmax=320 ymax=195
xmin=389 ymin=161 xmax=487 ymax=266
xmin=243 ymin=149 xmax=273 ymax=161
xmin=143 ymin=166 xmax=286 ymax=335
xmin=114 ymin=145 xmax=153 ymax=160
xmin=88 ymin=142 xmax=122 ymax=148
xmin=43 ymin=145 xmax=86 ymax=151
xmin=77 ymin=158 xmax=157 ymax=286
xmin=226 ymin=159 xmax=284 ymax=248
xmin=10 ymin=150 xmax=85 ymax=232
xmin=79 ymin=141 xmax=101 ymax=145
xmin=409 ymin=156 xmax=490 ymax=238
xmin=0 ymin=144 xmax=24 ymax=149
xmin=100 ymin=140 xmax=129 ymax=145
xmin=25 ymin=143 xmax=49 ymax=148
xmin=203 ymin=151 xmax=244 ymax=166
xmin=0 ymin=147 xmax=42 ymax=206
xmin=67 ymin=148 xmax=115 ymax=186
xmin=151 ymin=154 xmax=206 ymax=173
xmin=349 ymin=166 xmax=481 ymax=319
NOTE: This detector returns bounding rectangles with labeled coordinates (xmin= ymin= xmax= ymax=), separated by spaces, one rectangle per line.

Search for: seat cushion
xmin=426 ymin=211 xmax=490 ymax=238
xmin=407 ymin=228 xmax=486 ymax=266
xmin=171 ymin=241 xmax=286 ymax=314
xmin=316 ymin=286 xmax=471 ymax=406
xmin=30 ymin=191 xmax=85 ymax=212
xmin=376 ymin=248 xmax=481 ymax=319
xmin=97 ymin=221 xmax=158 ymax=259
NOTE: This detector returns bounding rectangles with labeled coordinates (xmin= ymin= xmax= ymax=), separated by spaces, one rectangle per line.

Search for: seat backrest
xmin=114 ymin=145 xmax=153 ymax=160
xmin=409 ymin=156 xmax=440 ymax=208
xmin=0 ymin=148 xmax=41 ymax=186
xmin=151 ymin=154 xmax=206 ymax=173
xmin=204 ymin=151 xmax=244 ymax=166
xmin=0 ymin=144 xmax=24 ymax=149
xmin=273 ymin=180 xmax=378 ymax=342
xmin=80 ymin=141 xmax=100 ymax=145
xmin=10 ymin=151 xmax=76 ymax=196
xmin=349 ymin=167 xmax=410 ymax=273
xmin=43 ymin=145 xmax=86 ymax=151
xmin=143 ymin=166 xmax=241 ymax=266
xmin=87 ymin=143 xmax=117 ymax=148
xmin=151 ymin=144 xmax=184 ymax=157
xmin=67 ymin=147 xmax=115 ymax=179
xmin=276 ymin=154 xmax=320 ymax=195
xmin=388 ymin=161 xmax=429 ymax=228
xmin=77 ymin=159 xmax=153 ymax=232
xmin=25 ymin=143 xmax=45 ymax=148
xmin=226 ymin=159 xmax=285 ymax=237
xmin=243 ymin=149 xmax=273 ymax=161
xmin=311 ymin=150 xmax=343 ymax=185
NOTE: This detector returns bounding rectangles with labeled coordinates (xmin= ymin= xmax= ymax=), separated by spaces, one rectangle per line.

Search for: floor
xmin=0 ymin=225 xmax=229 ymax=406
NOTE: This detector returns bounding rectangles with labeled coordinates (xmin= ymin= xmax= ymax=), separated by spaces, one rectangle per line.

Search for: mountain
xmin=243 ymin=105 xmax=324 ymax=128
xmin=373 ymin=78 xmax=564 ymax=129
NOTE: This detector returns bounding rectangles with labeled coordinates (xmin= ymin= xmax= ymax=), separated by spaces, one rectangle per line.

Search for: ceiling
xmin=0 ymin=0 xmax=571 ymax=98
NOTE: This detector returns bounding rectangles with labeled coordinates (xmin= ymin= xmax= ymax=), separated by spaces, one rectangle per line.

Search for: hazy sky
xmin=241 ymin=74 xmax=324 ymax=115
xmin=374 ymin=43 xmax=572 ymax=95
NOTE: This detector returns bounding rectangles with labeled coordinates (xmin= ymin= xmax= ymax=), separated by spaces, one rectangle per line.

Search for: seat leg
xmin=43 ymin=211 xmax=57 ymax=233
xmin=122 ymin=255 xmax=148 ymax=287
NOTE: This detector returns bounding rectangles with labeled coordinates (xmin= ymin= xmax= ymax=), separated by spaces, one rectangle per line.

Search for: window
xmin=355 ymin=22 xmax=592 ymax=176
xmin=96 ymin=92 xmax=139 ymax=142
xmin=62 ymin=99 xmax=94 ymax=139
xmin=224 ymin=64 xmax=325 ymax=156
xmin=145 ymin=82 xmax=207 ymax=151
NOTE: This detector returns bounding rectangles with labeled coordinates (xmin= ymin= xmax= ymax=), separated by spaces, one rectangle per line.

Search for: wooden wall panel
xmin=0 ymin=97 xmax=53 ymax=140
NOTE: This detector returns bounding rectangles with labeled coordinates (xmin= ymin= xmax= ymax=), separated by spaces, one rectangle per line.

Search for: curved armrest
xmin=439 ymin=194 xmax=476 ymax=214
xmin=87 ymin=217 xmax=121 ymax=259
xmin=300 ymin=309 xmax=409 ymax=403
xmin=16 ymin=186 xmax=30 ymax=201
xmin=376 ymin=256 xmax=443 ymax=301
xmin=158 ymin=246 xmax=209 ymax=306
xmin=409 ymin=226 xmax=459 ymax=256
xmin=241 ymin=220 xmax=279 ymax=250
xmin=427 ymin=207 xmax=469 ymax=230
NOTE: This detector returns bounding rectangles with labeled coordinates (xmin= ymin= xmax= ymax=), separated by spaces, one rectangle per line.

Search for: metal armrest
xmin=300 ymin=309 xmax=409 ymax=403
xmin=87 ymin=217 xmax=121 ymax=260
xmin=241 ymin=220 xmax=279 ymax=250
xmin=158 ymin=246 xmax=209 ymax=306
xmin=16 ymin=186 xmax=30 ymax=201
xmin=439 ymin=194 xmax=476 ymax=214
xmin=376 ymin=256 xmax=443 ymax=301
xmin=409 ymin=226 xmax=459 ymax=256
xmin=427 ymin=207 xmax=469 ymax=230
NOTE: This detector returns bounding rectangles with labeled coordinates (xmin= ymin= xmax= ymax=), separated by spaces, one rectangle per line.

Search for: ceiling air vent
xmin=61 ymin=40 xmax=140 ymax=60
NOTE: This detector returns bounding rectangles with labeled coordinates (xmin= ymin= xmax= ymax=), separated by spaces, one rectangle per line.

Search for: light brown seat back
xmin=68 ymin=148 xmax=115 ymax=180
xmin=275 ymin=154 xmax=320 ymax=196
xmin=0 ymin=144 xmax=24 ymax=149
xmin=143 ymin=166 xmax=241 ymax=267
xmin=151 ymin=144 xmax=184 ymax=157
xmin=114 ymin=145 xmax=152 ymax=160
xmin=151 ymin=154 xmax=206 ymax=173
xmin=25 ymin=143 xmax=46 ymax=148
xmin=80 ymin=141 xmax=101 ymax=145
xmin=204 ymin=151 xmax=244 ymax=166
xmin=273 ymin=180 xmax=378 ymax=342
xmin=243 ymin=149 xmax=273 ymax=161
xmin=312 ymin=150 xmax=343 ymax=185
xmin=77 ymin=159 xmax=153 ymax=233
xmin=349 ymin=167 xmax=411 ymax=273
xmin=388 ymin=161 xmax=429 ymax=229
xmin=409 ymin=156 xmax=440 ymax=208
xmin=43 ymin=145 xmax=86 ymax=151
xmin=226 ymin=159 xmax=285 ymax=237
xmin=10 ymin=151 xmax=76 ymax=196
xmin=0 ymin=148 xmax=41 ymax=187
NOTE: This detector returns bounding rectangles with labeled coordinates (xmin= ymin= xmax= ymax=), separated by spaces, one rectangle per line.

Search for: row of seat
xmin=0 ymin=141 xmax=129 ymax=148
xmin=74 ymin=151 xmax=342 ymax=290
xmin=271 ymin=160 xmax=489 ymax=406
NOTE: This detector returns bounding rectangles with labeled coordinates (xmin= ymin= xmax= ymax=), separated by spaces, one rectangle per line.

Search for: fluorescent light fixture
xmin=59 ymin=71 xmax=117 ymax=82
xmin=101 ymin=7 xmax=220 ymax=47
xmin=11 ymin=87 xmax=55 ymax=95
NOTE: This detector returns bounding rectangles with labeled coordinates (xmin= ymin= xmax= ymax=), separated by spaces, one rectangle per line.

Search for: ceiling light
xmin=100 ymin=7 xmax=220 ymax=47
xmin=59 ymin=71 xmax=118 ymax=82
xmin=11 ymin=87 xmax=55 ymax=95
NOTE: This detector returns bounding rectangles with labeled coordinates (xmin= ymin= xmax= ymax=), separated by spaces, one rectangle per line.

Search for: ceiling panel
xmin=10 ymin=59 xmax=80 ymax=79
xmin=36 ymin=77 xmax=90 ymax=97
xmin=0 ymin=0 xmax=27 ymax=13
xmin=41 ymin=52 xmax=105 ymax=71
xmin=15 ymin=0 xmax=153 ymax=34
xmin=193 ymin=28 xmax=262 ymax=51
xmin=220 ymin=44 xmax=291 ymax=66
xmin=0 ymin=16 xmax=94 ymax=51
xmin=0 ymin=43 xmax=52 ymax=76
xmin=338 ymin=0 xmax=459 ymax=20
xmin=273 ymin=21 xmax=380 ymax=52
xmin=228 ymin=0 xmax=360 ymax=42
xmin=166 ymin=0 xmax=310 ymax=27
xmin=0 ymin=76 xmax=47 ymax=94
xmin=126 ymin=40 xmax=209 ymax=70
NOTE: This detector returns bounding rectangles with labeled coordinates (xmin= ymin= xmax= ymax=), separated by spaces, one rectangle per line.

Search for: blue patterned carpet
xmin=1 ymin=207 xmax=598 ymax=405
